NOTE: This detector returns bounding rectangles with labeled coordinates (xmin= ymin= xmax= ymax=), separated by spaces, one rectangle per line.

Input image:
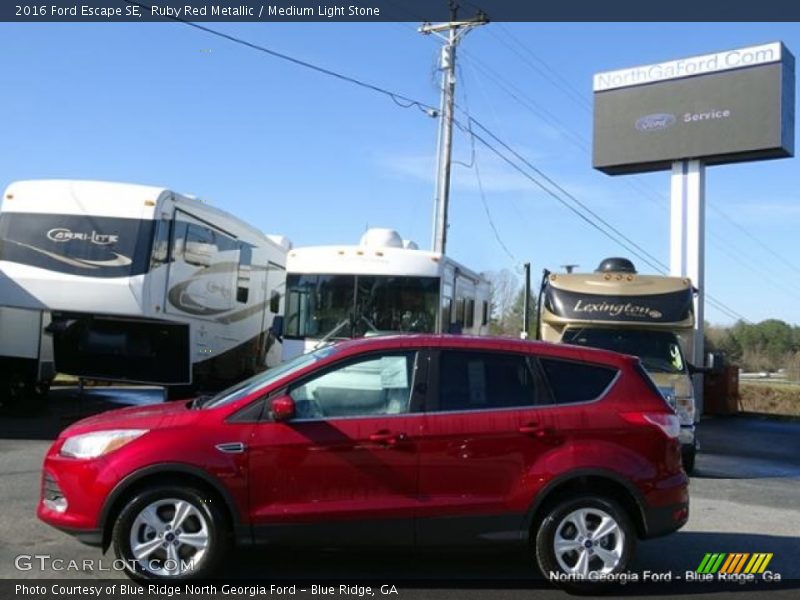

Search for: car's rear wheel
xmin=534 ymin=495 xmax=635 ymax=590
xmin=112 ymin=485 xmax=229 ymax=580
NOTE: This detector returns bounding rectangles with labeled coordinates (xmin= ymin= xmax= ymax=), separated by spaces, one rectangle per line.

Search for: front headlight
xmin=60 ymin=429 xmax=149 ymax=459
xmin=676 ymin=396 xmax=696 ymax=424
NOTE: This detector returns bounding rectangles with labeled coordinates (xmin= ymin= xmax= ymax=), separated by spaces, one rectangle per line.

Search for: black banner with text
xmin=3 ymin=1 xmax=799 ymax=22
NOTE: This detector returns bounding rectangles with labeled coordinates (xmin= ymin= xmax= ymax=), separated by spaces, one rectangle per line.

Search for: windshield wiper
xmin=313 ymin=317 xmax=352 ymax=349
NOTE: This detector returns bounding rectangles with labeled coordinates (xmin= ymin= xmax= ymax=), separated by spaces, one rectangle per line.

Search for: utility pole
xmin=420 ymin=2 xmax=488 ymax=255
xmin=521 ymin=262 xmax=531 ymax=340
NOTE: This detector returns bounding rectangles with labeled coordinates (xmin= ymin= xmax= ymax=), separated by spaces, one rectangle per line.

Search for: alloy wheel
xmin=128 ymin=498 xmax=210 ymax=577
xmin=552 ymin=507 xmax=625 ymax=576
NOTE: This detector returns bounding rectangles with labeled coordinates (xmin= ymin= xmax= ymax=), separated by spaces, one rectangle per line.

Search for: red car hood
xmin=59 ymin=400 xmax=199 ymax=438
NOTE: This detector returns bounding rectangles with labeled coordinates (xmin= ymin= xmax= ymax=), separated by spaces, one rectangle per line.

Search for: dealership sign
xmin=593 ymin=42 xmax=795 ymax=174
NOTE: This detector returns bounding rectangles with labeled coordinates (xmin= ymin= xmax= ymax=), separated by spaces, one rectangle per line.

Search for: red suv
xmin=38 ymin=335 xmax=688 ymax=585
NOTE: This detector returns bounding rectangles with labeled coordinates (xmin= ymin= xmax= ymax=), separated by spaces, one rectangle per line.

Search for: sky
xmin=2 ymin=21 xmax=800 ymax=325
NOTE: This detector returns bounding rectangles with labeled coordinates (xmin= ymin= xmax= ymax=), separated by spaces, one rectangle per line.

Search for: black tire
xmin=682 ymin=446 xmax=696 ymax=475
xmin=112 ymin=485 xmax=230 ymax=580
xmin=534 ymin=495 xmax=636 ymax=592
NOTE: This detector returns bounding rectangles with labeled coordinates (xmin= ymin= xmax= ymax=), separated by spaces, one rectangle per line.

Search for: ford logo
xmin=635 ymin=113 xmax=676 ymax=132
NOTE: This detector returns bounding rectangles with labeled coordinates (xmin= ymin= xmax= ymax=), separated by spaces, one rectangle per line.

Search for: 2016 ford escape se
xmin=38 ymin=335 xmax=688 ymax=584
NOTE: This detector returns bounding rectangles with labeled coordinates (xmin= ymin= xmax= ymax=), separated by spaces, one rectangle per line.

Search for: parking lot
xmin=1 ymin=388 xmax=798 ymax=598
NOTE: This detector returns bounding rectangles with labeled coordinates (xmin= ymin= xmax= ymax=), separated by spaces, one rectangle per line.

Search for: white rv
xmin=0 ymin=180 xmax=289 ymax=392
xmin=283 ymin=228 xmax=491 ymax=360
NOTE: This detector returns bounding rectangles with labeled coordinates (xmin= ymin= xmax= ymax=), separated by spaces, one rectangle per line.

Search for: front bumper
xmin=50 ymin=526 xmax=103 ymax=547
xmin=37 ymin=451 xmax=118 ymax=541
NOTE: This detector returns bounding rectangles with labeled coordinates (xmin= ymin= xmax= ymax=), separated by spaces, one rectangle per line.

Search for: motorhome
xmin=282 ymin=228 xmax=491 ymax=360
xmin=0 ymin=180 xmax=289 ymax=393
xmin=538 ymin=257 xmax=699 ymax=472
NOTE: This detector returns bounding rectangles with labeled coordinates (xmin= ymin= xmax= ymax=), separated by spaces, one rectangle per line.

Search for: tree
xmin=483 ymin=269 xmax=519 ymax=335
xmin=505 ymin=287 xmax=538 ymax=339
xmin=706 ymin=323 xmax=742 ymax=362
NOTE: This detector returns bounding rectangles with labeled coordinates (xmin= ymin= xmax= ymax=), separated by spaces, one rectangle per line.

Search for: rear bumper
xmin=642 ymin=502 xmax=689 ymax=538
xmin=641 ymin=472 xmax=690 ymax=538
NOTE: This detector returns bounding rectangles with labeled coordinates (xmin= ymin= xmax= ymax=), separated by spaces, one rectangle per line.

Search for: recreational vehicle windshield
xmin=0 ymin=180 xmax=289 ymax=391
xmin=282 ymin=228 xmax=491 ymax=360
xmin=538 ymin=257 xmax=699 ymax=472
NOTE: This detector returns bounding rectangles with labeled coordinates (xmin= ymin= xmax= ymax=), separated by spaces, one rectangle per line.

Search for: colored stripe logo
xmin=697 ymin=553 xmax=773 ymax=574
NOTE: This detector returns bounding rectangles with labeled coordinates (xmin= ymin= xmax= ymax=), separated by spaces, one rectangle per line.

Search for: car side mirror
xmin=270 ymin=394 xmax=295 ymax=422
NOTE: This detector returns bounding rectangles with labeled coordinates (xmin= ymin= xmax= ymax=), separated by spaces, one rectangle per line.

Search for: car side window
xmin=288 ymin=352 xmax=417 ymax=419
xmin=538 ymin=358 xmax=617 ymax=405
xmin=436 ymin=350 xmax=537 ymax=412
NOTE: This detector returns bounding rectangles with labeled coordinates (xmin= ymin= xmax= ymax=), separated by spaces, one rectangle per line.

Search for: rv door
xmin=165 ymin=211 xmax=237 ymax=320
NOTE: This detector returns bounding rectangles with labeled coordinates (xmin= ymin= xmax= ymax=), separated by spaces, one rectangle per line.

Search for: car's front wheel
xmin=534 ymin=495 xmax=635 ymax=590
xmin=112 ymin=485 xmax=229 ymax=580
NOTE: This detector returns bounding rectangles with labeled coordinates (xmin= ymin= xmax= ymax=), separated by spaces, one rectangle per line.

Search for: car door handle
xmin=368 ymin=430 xmax=407 ymax=446
xmin=519 ymin=423 xmax=555 ymax=437
xmin=215 ymin=442 xmax=247 ymax=454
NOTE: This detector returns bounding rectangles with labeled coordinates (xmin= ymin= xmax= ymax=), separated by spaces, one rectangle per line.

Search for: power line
xmin=468 ymin=116 xmax=669 ymax=273
xmin=707 ymin=202 xmax=800 ymax=278
xmin=474 ymin=148 xmax=517 ymax=263
xmin=455 ymin=116 xmax=666 ymax=273
xmin=460 ymin=54 xmax=541 ymax=235
xmin=134 ymin=7 xmax=750 ymax=323
xmin=454 ymin=116 xmax=750 ymax=323
xmin=456 ymin=68 xmax=516 ymax=262
xmin=458 ymin=43 xmax=792 ymax=318
xmin=463 ymin=51 xmax=591 ymax=153
xmin=492 ymin=24 xmax=592 ymax=111
xmin=475 ymin=26 xmax=800 ymax=292
xmin=122 ymin=1 xmax=436 ymax=115
xmin=462 ymin=59 xmax=754 ymax=320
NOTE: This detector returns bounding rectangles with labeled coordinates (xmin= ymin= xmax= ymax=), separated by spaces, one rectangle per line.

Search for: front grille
xmin=42 ymin=472 xmax=68 ymax=512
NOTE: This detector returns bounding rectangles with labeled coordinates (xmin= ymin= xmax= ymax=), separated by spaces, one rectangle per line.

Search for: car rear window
xmin=539 ymin=358 xmax=617 ymax=404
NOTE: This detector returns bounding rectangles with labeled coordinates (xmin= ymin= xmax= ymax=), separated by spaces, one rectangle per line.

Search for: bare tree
xmin=483 ymin=269 xmax=520 ymax=335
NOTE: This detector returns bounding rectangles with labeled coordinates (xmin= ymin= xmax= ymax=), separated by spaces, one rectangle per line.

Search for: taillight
xmin=621 ymin=412 xmax=681 ymax=439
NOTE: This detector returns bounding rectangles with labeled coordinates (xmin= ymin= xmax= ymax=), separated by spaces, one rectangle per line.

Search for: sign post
xmin=670 ymin=159 xmax=706 ymax=412
xmin=593 ymin=41 xmax=794 ymax=416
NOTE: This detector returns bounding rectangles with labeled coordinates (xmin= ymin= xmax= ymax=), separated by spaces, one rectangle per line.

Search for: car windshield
xmin=562 ymin=328 xmax=686 ymax=374
xmin=197 ymin=345 xmax=339 ymax=409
